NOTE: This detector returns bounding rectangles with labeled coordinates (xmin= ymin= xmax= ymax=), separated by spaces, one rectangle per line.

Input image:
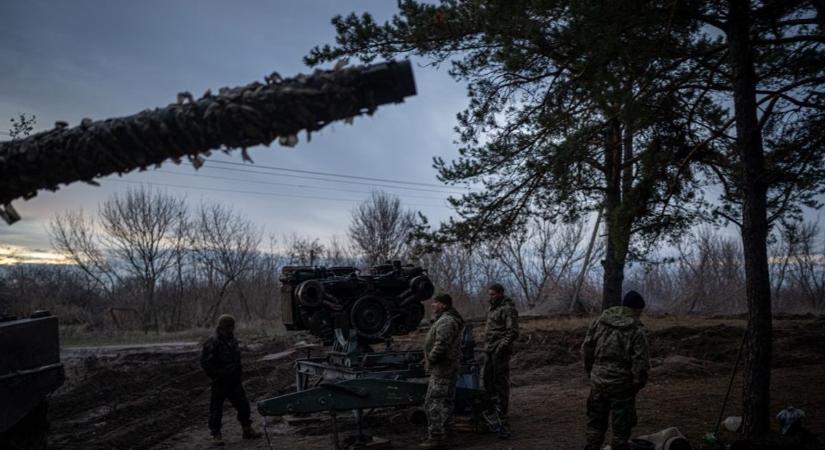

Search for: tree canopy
xmin=308 ymin=0 xmax=725 ymax=308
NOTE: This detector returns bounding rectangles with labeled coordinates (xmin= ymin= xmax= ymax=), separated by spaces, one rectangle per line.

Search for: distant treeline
xmin=1 ymin=188 xmax=823 ymax=331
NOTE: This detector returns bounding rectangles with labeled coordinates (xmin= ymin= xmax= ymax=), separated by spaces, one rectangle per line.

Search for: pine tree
xmin=308 ymin=0 xmax=724 ymax=308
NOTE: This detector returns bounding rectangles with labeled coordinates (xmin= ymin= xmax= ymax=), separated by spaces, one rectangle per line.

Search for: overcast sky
xmin=0 ymin=0 xmax=469 ymax=260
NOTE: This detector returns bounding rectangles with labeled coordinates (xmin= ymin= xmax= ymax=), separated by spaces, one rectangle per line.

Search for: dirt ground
xmin=48 ymin=315 xmax=825 ymax=449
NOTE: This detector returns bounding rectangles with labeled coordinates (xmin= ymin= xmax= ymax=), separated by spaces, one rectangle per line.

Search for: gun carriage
xmin=258 ymin=262 xmax=499 ymax=449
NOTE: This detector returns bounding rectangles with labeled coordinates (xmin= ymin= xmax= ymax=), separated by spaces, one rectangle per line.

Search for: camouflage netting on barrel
xmin=0 ymin=60 xmax=415 ymax=223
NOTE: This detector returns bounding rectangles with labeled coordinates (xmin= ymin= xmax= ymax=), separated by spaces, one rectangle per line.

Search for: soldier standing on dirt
xmin=200 ymin=314 xmax=261 ymax=445
xmin=580 ymin=290 xmax=651 ymax=450
xmin=421 ymin=293 xmax=465 ymax=449
xmin=482 ymin=283 xmax=519 ymax=435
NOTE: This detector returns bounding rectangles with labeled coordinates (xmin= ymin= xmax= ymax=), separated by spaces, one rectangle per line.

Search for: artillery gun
xmin=0 ymin=60 xmax=416 ymax=223
xmin=0 ymin=60 xmax=416 ymax=449
xmin=258 ymin=260 xmax=503 ymax=449
xmin=280 ymin=261 xmax=435 ymax=345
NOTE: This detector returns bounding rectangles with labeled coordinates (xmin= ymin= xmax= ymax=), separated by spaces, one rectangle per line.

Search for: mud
xmin=48 ymin=317 xmax=825 ymax=449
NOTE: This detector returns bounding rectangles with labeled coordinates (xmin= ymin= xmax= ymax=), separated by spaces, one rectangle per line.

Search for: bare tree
xmin=348 ymin=191 xmax=417 ymax=266
xmin=283 ymin=234 xmax=325 ymax=266
xmin=492 ymin=219 xmax=587 ymax=311
xmin=674 ymin=228 xmax=745 ymax=313
xmin=49 ymin=209 xmax=121 ymax=301
xmin=190 ymin=202 xmax=261 ymax=323
xmin=98 ymin=188 xmax=186 ymax=330
xmin=785 ymin=221 xmax=825 ymax=312
xmin=769 ymin=221 xmax=800 ymax=309
xmin=324 ymin=235 xmax=357 ymax=266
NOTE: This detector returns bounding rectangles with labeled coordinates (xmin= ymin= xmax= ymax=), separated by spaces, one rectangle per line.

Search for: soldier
xmin=580 ymin=290 xmax=651 ymax=450
xmin=482 ymin=283 xmax=518 ymax=433
xmin=200 ymin=314 xmax=261 ymax=446
xmin=421 ymin=293 xmax=465 ymax=449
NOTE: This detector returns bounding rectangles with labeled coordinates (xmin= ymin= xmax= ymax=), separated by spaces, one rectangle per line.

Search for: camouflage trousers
xmin=424 ymin=374 xmax=457 ymax=438
xmin=585 ymin=387 xmax=637 ymax=450
xmin=482 ymin=347 xmax=511 ymax=421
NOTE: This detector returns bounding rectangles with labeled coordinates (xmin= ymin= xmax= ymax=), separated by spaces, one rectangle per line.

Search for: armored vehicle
xmin=0 ymin=312 xmax=64 ymax=449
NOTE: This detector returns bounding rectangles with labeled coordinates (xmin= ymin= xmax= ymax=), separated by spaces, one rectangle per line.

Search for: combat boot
xmin=208 ymin=433 xmax=224 ymax=446
xmin=242 ymin=425 xmax=262 ymax=439
xmin=419 ymin=436 xmax=447 ymax=449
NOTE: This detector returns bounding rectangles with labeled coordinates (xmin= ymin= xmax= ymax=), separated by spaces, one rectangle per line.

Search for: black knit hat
xmin=622 ymin=290 xmax=645 ymax=309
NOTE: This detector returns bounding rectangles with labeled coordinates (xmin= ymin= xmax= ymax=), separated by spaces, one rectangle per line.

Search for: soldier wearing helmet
xmin=200 ymin=314 xmax=261 ymax=445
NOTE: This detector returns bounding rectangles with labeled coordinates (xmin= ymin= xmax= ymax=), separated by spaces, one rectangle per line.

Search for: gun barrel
xmin=0 ymin=60 xmax=416 ymax=219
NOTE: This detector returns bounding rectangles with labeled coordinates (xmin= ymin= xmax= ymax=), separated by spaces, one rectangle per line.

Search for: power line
xmin=190 ymin=164 xmax=465 ymax=195
xmin=106 ymin=179 xmax=452 ymax=209
xmin=153 ymin=170 xmax=450 ymax=201
xmin=206 ymin=160 xmax=466 ymax=190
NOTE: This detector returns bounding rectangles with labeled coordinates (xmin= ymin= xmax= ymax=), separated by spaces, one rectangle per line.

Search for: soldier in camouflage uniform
xmin=483 ymin=283 xmax=519 ymax=432
xmin=580 ymin=290 xmax=650 ymax=450
xmin=420 ymin=293 xmax=465 ymax=449
xmin=200 ymin=314 xmax=261 ymax=446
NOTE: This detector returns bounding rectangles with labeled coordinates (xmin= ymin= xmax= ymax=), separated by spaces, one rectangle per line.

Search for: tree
xmin=283 ymin=234 xmax=325 ymax=266
xmin=492 ymin=218 xmax=587 ymax=310
xmin=51 ymin=188 xmax=187 ymax=331
xmin=309 ymin=0 xmax=723 ymax=309
xmin=688 ymin=0 xmax=825 ymax=436
xmin=50 ymin=209 xmax=122 ymax=304
xmin=190 ymin=202 xmax=261 ymax=323
xmin=348 ymin=191 xmax=417 ymax=266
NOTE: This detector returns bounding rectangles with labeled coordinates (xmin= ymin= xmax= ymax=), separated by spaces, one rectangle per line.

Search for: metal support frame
xmin=257 ymin=326 xmax=491 ymax=446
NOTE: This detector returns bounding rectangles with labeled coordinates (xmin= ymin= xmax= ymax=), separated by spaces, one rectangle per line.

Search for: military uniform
xmin=423 ymin=307 xmax=464 ymax=441
xmin=483 ymin=296 xmax=518 ymax=422
xmin=581 ymin=306 xmax=650 ymax=450
xmin=201 ymin=332 xmax=253 ymax=437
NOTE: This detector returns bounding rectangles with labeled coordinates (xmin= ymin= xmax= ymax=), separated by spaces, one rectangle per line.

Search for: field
xmin=48 ymin=315 xmax=825 ymax=449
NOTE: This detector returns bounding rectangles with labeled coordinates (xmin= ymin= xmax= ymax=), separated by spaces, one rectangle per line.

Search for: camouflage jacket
xmin=581 ymin=306 xmax=650 ymax=394
xmin=484 ymin=297 xmax=519 ymax=353
xmin=201 ymin=333 xmax=242 ymax=383
xmin=424 ymin=307 xmax=465 ymax=377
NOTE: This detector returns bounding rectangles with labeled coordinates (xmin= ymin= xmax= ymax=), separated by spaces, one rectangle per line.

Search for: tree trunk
xmin=570 ymin=208 xmax=603 ymax=312
xmin=601 ymin=119 xmax=626 ymax=310
xmin=728 ymin=0 xmax=773 ymax=438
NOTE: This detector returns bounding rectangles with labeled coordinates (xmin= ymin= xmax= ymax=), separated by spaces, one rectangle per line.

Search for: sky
xmin=0 ymin=0 xmax=469 ymax=262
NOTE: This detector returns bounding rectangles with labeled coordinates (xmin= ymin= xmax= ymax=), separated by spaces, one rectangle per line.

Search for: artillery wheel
xmin=296 ymin=279 xmax=325 ymax=308
xmin=350 ymin=296 xmax=391 ymax=340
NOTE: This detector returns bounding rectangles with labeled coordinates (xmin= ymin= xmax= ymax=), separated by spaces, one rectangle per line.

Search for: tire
xmin=296 ymin=279 xmax=325 ymax=308
xmin=349 ymin=295 xmax=391 ymax=340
